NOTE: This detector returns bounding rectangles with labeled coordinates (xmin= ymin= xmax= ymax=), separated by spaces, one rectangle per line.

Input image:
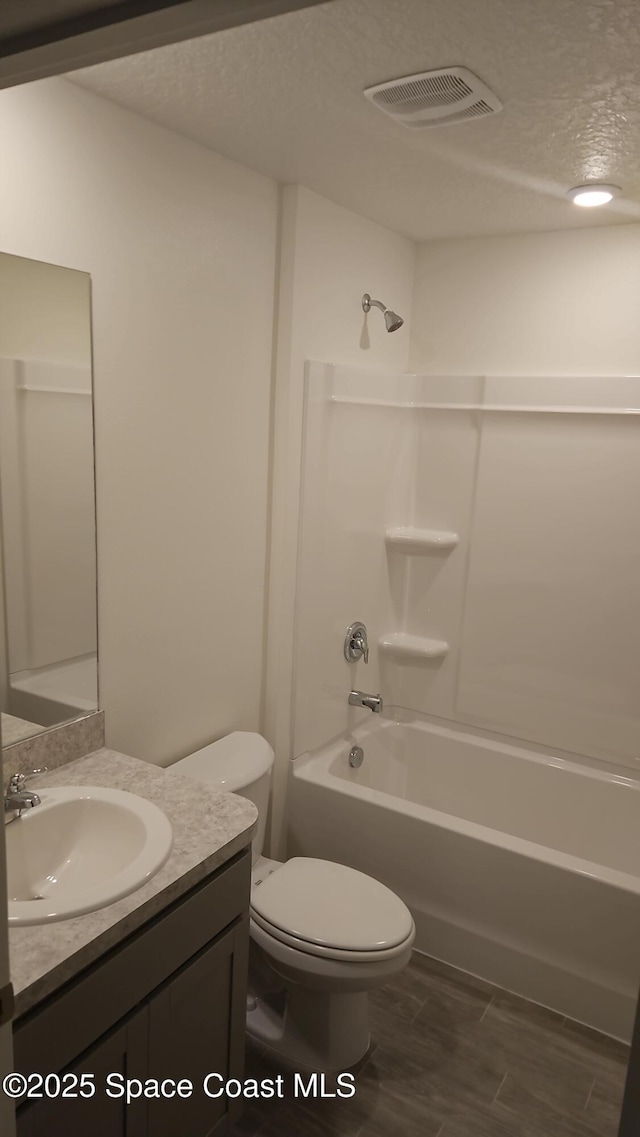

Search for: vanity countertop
xmin=8 ymin=748 xmax=257 ymax=1017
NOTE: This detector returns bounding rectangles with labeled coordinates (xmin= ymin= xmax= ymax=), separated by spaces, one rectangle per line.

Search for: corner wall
xmin=265 ymin=186 xmax=416 ymax=854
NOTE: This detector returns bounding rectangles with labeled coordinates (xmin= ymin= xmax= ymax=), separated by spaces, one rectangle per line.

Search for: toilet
xmin=172 ymin=731 xmax=415 ymax=1071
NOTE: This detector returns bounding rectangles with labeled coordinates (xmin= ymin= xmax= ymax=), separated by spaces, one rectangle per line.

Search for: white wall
xmin=0 ymin=78 xmax=278 ymax=763
xmin=409 ymin=225 xmax=640 ymax=375
xmin=266 ymin=186 xmax=416 ymax=852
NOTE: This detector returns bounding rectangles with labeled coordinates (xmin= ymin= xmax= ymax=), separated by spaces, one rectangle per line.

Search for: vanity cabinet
xmin=15 ymin=1011 xmax=149 ymax=1137
xmin=13 ymin=848 xmax=251 ymax=1137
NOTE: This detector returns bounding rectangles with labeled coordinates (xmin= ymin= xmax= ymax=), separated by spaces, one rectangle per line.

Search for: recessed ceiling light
xmin=567 ymin=184 xmax=620 ymax=207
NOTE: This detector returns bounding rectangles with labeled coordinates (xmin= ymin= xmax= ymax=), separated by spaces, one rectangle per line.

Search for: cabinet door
xmin=147 ymin=917 xmax=249 ymax=1137
xmin=17 ymin=1007 xmax=148 ymax=1137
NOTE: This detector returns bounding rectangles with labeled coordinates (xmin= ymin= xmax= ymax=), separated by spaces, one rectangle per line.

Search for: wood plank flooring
xmin=232 ymin=951 xmax=629 ymax=1137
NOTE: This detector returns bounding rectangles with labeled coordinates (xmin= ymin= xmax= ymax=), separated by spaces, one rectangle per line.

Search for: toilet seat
xmin=250 ymin=857 xmax=415 ymax=962
xmin=250 ymin=911 xmax=415 ymax=962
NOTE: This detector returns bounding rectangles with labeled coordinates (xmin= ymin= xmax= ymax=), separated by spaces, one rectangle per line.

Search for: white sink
xmin=6 ymin=786 xmax=173 ymax=926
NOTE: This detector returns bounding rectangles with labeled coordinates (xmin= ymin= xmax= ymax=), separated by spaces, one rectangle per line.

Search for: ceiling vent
xmin=364 ymin=67 xmax=502 ymax=128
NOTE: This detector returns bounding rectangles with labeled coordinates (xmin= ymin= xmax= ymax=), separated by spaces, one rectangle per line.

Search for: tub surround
xmin=9 ymin=748 xmax=257 ymax=1016
xmin=295 ymin=364 xmax=640 ymax=769
xmin=2 ymin=709 xmax=105 ymax=790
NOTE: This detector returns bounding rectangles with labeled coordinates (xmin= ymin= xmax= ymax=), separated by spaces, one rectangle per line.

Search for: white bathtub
xmin=288 ymin=714 xmax=640 ymax=1040
xmin=10 ymin=653 xmax=98 ymax=725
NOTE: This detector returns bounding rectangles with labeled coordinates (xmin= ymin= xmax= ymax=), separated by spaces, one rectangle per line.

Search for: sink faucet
xmin=4 ymin=770 xmax=47 ymax=819
xmin=348 ymin=690 xmax=383 ymax=714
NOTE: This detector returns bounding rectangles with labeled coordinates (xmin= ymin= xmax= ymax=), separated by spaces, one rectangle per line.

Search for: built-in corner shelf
xmin=379 ymin=633 xmax=450 ymax=662
xmin=385 ymin=527 xmax=459 ymax=553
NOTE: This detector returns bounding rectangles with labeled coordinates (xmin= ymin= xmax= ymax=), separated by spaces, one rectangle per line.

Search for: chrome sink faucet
xmin=4 ymin=769 xmax=47 ymax=818
xmin=348 ymin=691 xmax=383 ymax=714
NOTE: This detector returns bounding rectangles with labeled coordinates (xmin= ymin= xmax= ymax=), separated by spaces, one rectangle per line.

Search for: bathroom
xmin=0 ymin=0 xmax=639 ymax=1134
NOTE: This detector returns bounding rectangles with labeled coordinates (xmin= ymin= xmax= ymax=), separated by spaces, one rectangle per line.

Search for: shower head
xmin=362 ymin=293 xmax=404 ymax=333
xmin=384 ymin=309 xmax=404 ymax=333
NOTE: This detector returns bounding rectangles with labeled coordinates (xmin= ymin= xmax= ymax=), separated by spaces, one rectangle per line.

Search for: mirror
xmin=0 ymin=252 xmax=97 ymax=748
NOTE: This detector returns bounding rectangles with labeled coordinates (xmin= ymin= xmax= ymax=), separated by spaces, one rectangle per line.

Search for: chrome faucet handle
xmin=353 ymin=636 xmax=369 ymax=664
xmin=344 ymin=622 xmax=369 ymax=664
xmin=8 ymin=768 xmax=48 ymax=793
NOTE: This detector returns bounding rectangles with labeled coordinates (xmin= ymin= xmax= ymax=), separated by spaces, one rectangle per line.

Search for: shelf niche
xmin=379 ymin=633 xmax=450 ymax=662
xmin=385 ymin=527 xmax=459 ymax=553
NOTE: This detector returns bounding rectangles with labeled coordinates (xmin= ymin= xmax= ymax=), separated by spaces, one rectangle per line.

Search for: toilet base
xmin=246 ymin=986 xmax=370 ymax=1072
xmin=246 ymin=857 xmax=415 ymax=1072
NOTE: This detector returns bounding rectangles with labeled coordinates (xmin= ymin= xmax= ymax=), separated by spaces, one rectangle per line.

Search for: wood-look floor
xmin=233 ymin=951 xmax=629 ymax=1137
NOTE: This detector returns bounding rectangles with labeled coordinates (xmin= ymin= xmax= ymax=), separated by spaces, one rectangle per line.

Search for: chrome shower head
xmin=384 ymin=309 xmax=404 ymax=333
xmin=362 ymin=293 xmax=404 ymax=333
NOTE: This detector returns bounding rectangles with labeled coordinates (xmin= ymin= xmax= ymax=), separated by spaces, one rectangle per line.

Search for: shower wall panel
xmin=293 ymin=363 xmax=417 ymax=755
xmin=457 ymin=407 xmax=640 ymax=764
xmin=294 ymin=364 xmax=640 ymax=769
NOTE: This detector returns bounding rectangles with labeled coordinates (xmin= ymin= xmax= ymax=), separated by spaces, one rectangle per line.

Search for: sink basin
xmin=6 ymin=786 xmax=173 ymax=926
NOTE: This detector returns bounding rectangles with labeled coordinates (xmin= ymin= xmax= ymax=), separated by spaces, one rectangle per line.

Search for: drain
xmin=349 ymin=746 xmax=364 ymax=768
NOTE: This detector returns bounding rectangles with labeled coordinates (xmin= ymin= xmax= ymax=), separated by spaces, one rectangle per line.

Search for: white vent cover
xmin=364 ymin=67 xmax=502 ymax=128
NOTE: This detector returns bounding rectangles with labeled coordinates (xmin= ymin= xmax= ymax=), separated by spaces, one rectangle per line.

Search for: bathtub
xmin=9 ymin=653 xmax=98 ymax=725
xmin=288 ymin=714 xmax=640 ymax=1040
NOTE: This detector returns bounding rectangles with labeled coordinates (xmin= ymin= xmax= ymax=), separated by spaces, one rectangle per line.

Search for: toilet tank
xmin=171 ymin=732 xmax=273 ymax=863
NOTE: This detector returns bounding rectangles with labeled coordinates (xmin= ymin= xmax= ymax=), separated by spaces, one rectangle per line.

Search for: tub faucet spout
xmin=349 ymin=690 xmax=383 ymax=714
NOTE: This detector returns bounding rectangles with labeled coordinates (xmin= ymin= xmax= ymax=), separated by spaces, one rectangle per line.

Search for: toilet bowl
xmin=172 ymin=732 xmax=415 ymax=1070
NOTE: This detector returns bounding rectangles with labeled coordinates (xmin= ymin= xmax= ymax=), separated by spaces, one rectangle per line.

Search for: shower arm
xmin=362 ymin=294 xmax=386 ymax=315
xmin=363 ymin=295 xmax=385 ymax=314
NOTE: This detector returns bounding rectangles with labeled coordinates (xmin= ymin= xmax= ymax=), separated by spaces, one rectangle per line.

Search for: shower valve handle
xmin=353 ymin=636 xmax=369 ymax=664
xmin=344 ymin=622 xmax=369 ymax=664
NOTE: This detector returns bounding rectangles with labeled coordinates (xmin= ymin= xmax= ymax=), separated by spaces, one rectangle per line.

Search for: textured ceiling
xmin=68 ymin=0 xmax=640 ymax=240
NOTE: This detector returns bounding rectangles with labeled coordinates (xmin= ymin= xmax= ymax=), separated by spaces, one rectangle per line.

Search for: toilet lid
xmin=250 ymin=858 xmax=414 ymax=952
